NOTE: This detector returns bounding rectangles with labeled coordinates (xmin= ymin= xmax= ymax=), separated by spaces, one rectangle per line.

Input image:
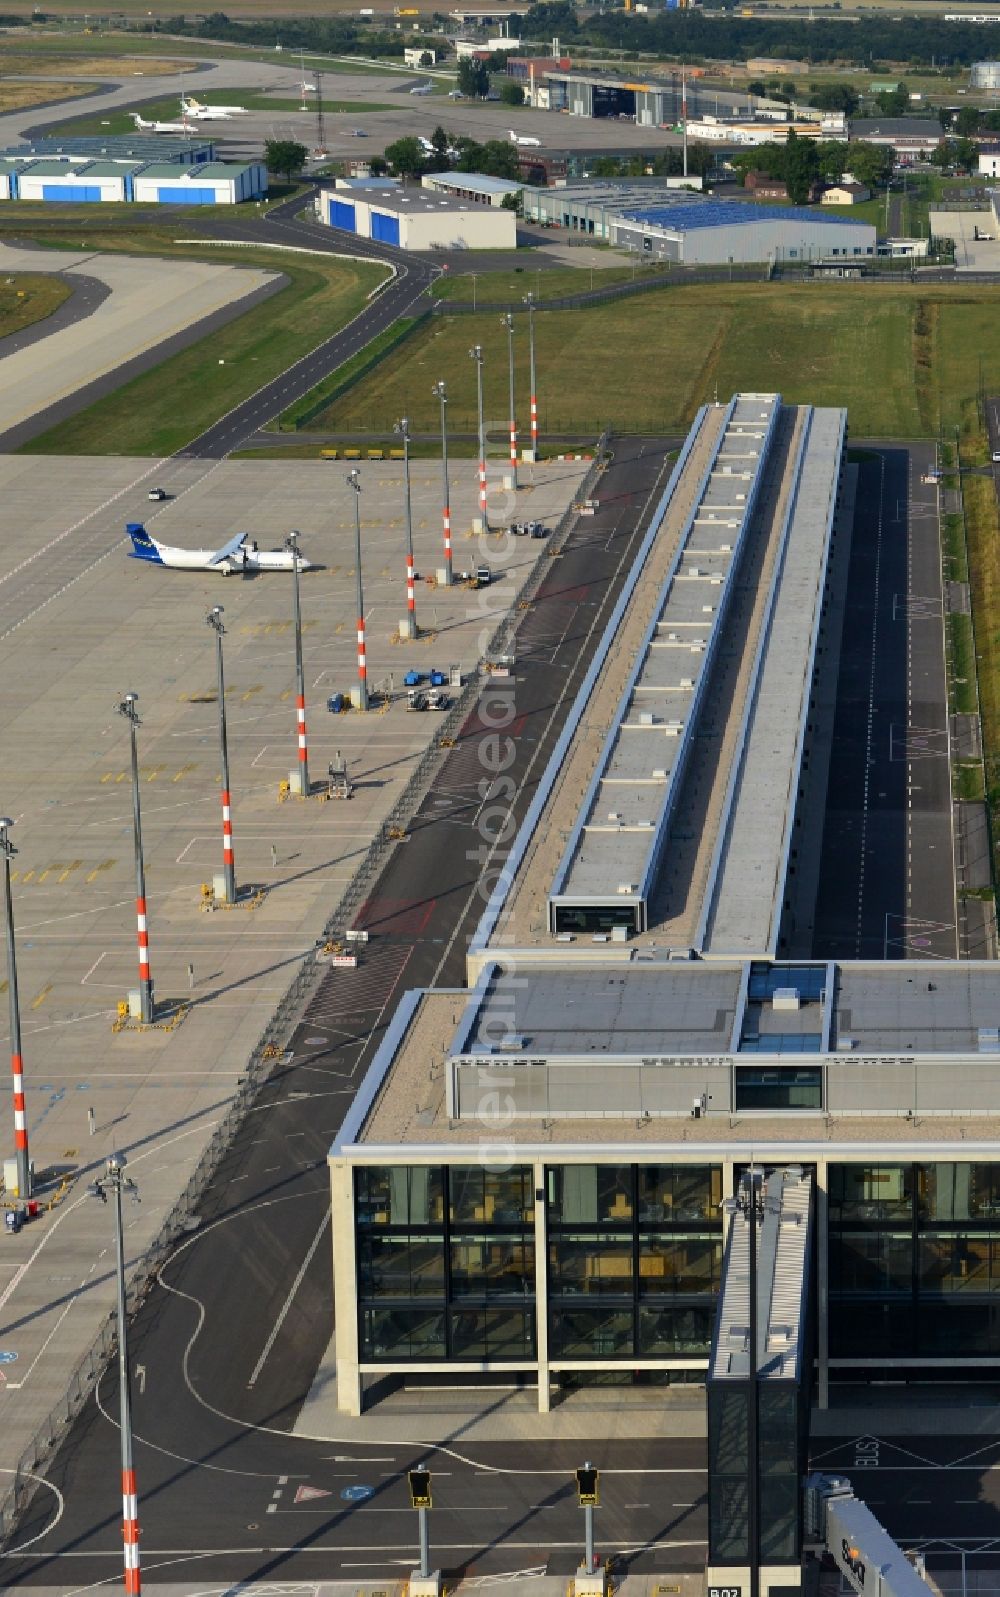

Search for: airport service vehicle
xmin=131 ymin=111 xmax=191 ymax=134
xmin=509 ymin=128 xmax=541 ymax=147
xmin=181 ymin=96 xmax=249 ymax=119
xmin=476 ymin=564 xmax=492 ymax=586
xmin=126 ymin=525 xmax=312 ymax=575
xmin=147 ymin=487 xmax=168 ymax=502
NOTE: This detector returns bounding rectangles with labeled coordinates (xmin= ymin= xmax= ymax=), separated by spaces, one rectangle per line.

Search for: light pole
xmin=432 ymin=380 xmax=453 ymax=586
xmin=286 ymin=531 xmax=309 ymax=795
xmin=206 ymin=607 xmax=236 ymax=905
xmin=0 ymin=818 xmax=30 ymax=1200
xmin=501 ymin=312 xmax=518 ymax=489
xmin=469 ymin=343 xmax=488 ymax=531
xmin=523 ymin=291 xmax=538 ymax=459
xmin=89 ymin=1153 xmax=141 ymax=1597
xmin=347 ymin=470 xmax=368 ymax=711
xmin=395 ymin=416 xmax=417 ymax=635
xmin=117 ymin=693 xmax=153 ymax=1024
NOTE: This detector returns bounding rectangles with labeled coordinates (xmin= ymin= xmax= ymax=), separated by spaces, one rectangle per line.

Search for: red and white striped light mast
xmin=395 ymin=416 xmax=417 ymax=635
xmin=432 ymin=380 xmax=453 ymax=587
xmin=117 ymin=693 xmax=154 ymax=1023
xmin=469 ymin=343 xmax=489 ymax=530
xmin=0 ymin=817 xmax=31 ymax=1200
xmin=206 ymin=606 xmax=237 ymax=902
xmin=285 ymin=532 xmax=310 ymax=794
xmin=88 ymin=1152 xmax=142 ymax=1597
xmin=501 ymin=313 xmax=518 ymax=489
xmin=347 ymin=470 xmax=369 ymax=711
xmin=522 ymin=292 xmax=539 ymax=459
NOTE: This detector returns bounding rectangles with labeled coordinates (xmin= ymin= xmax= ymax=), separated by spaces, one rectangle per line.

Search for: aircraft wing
xmin=207 ymin=532 xmax=248 ymax=567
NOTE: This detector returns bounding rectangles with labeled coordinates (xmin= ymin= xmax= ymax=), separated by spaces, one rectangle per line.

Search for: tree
xmin=457 ymin=56 xmax=490 ymax=97
xmin=384 ymin=135 xmax=427 ymax=177
xmin=500 ymin=79 xmax=524 ymax=106
xmin=784 ymin=128 xmax=820 ymax=203
xmin=746 ymin=78 xmax=766 ymax=96
xmin=846 ymin=139 xmax=894 ymax=190
xmin=369 ymin=155 xmax=389 ymax=176
xmin=954 ymin=135 xmax=977 ymax=171
xmin=808 ymin=81 xmax=859 ymax=114
xmin=455 ymin=137 xmax=520 ymax=178
xmin=418 ymin=49 xmax=433 ymax=66
xmin=874 ymin=83 xmax=909 ymax=115
xmin=263 ymin=138 xmax=309 ymax=181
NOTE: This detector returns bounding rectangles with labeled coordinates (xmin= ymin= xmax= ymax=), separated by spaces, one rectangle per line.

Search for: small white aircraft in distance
xmin=131 ymin=110 xmax=191 ymax=134
xmin=509 ymin=128 xmax=541 ymax=147
xmin=182 ymin=95 xmax=250 ymax=119
xmin=410 ymin=80 xmax=433 ymax=95
xmin=127 ymin=524 xmax=312 ymax=575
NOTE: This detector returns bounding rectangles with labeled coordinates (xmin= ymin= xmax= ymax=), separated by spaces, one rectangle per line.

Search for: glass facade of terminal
xmin=830 ymin=1163 xmax=1000 ymax=1359
xmin=354 ymin=1163 xmax=724 ymax=1363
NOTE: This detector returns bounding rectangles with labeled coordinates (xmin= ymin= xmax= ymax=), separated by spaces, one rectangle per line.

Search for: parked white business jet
xmin=182 ymin=96 xmax=250 ymax=119
xmin=410 ymin=80 xmax=433 ymax=95
xmin=127 ymin=524 xmax=312 ymax=574
xmin=131 ymin=111 xmax=191 ymax=134
xmin=509 ymin=128 xmax=541 ymax=147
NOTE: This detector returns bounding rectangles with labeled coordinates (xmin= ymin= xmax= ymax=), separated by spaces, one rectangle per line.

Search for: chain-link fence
xmin=0 ymin=435 xmax=610 ymax=1552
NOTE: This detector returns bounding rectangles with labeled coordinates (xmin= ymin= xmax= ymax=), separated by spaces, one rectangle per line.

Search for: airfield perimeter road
xmin=0 ymin=439 xmax=721 ymax=1592
xmin=811 ymin=444 xmax=958 ymax=962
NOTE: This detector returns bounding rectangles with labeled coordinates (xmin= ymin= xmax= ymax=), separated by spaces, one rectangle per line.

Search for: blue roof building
xmin=612 ymin=197 xmax=876 ymax=265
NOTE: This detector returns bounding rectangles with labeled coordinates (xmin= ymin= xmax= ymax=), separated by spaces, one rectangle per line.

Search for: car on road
xmin=351 ymin=128 xmax=369 ymax=137
xmin=147 ymin=487 xmax=168 ymax=501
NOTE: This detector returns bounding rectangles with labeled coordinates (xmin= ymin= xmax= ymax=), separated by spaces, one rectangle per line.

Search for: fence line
xmin=0 ymin=434 xmax=609 ymax=1552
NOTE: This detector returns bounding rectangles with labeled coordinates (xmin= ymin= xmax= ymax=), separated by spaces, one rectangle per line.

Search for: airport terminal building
xmin=327 ymin=395 xmax=991 ymax=1415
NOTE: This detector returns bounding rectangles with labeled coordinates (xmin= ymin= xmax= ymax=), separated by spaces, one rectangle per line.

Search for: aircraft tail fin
xmin=126 ymin=523 xmax=163 ymax=564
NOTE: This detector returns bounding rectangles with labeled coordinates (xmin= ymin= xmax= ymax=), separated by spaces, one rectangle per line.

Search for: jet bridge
xmin=804 ymin=1475 xmax=934 ymax=1597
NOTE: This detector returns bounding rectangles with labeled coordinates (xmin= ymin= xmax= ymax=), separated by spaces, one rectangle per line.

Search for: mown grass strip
xmin=276 ymin=314 xmax=428 ymax=432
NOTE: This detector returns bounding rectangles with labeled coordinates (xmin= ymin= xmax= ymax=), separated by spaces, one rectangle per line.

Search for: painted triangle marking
xmin=294 ymin=1484 xmax=332 ymax=1503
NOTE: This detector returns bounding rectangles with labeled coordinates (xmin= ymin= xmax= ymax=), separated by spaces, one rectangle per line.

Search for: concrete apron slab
xmin=0 ymin=450 xmax=591 ymax=1500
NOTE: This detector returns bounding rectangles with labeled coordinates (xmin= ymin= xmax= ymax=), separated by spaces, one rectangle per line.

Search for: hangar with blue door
xmin=321 ymin=183 xmax=515 ymax=251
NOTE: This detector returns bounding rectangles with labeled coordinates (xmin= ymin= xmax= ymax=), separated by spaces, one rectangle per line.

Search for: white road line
xmin=246 ymin=1203 xmax=331 ymax=1388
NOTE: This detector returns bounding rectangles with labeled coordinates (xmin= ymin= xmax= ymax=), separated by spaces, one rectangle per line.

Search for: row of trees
xmin=384 ymin=126 xmax=522 ymax=183
xmin=730 ymin=131 xmax=893 ymax=202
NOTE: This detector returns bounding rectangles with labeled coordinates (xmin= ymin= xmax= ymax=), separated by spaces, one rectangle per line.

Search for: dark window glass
xmin=829 ymin=1299 xmax=913 ymax=1358
xmin=639 ymin=1235 xmax=722 ymax=1295
xmin=550 ymin=1233 xmax=633 ymax=1295
xmin=829 ymin=1232 xmax=912 ymax=1295
xmin=550 ymin=1306 xmax=633 ymax=1358
xmin=362 ymin=1307 xmax=446 ymax=1359
xmin=919 ymin=1235 xmax=998 ymax=1294
xmin=358 ymin=1234 xmax=445 ymax=1299
xmin=829 ymin=1165 xmax=913 ymax=1223
xmin=553 ymin=903 xmax=640 ymax=935
xmin=450 ymin=1165 xmax=533 ymax=1224
xmin=734 ymin=1067 xmax=821 ymax=1111
xmin=921 ymin=1164 xmax=1000 ymax=1222
xmin=637 ymin=1165 xmax=723 ymax=1223
xmin=450 ymin=1235 xmax=535 ymax=1298
xmin=449 ymin=1308 xmax=535 ymax=1359
xmin=637 ymin=1304 xmax=714 ymax=1355
xmin=546 ymin=1166 xmax=634 ymax=1224
xmin=356 ymin=1166 xmax=444 ymax=1227
xmin=917 ymin=1301 xmax=997 ymax=1357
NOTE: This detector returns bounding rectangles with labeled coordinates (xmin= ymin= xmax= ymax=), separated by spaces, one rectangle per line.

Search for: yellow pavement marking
xmin=31 ymin=984 xmax=52 ymax=1009
xmin=85 ymin=859 xmax=116 ymax=884
xmin=20 ymin=870 xmax=34 ymax=884
xmin=173 ymin=763 xmax=197 ymax=783
xmin=58 ymin=861 xmax=83 ymax=884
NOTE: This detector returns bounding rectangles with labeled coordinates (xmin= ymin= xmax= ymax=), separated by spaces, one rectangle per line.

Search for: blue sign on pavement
xmin=0 ymin=1352 xmax=18 ymax=1364
xmin=340 ymin=1484 xmax=374 ymax=1503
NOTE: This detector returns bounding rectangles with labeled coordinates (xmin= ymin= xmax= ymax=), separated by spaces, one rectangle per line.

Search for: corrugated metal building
xmin=523 ymin=180 xmax=703 ymax=239
xmin=0 ymin=153 xmax=266 ymax=205
xmin=15 ymin=157 xmax=143 ymax=203
xmin=322 ymin=184 xmax=516 ymax=250
xmin=0 ymin=134 xmax=215 ymax=165
xmin=611 ymin=200 xmax=876 ymax=264
xmin=132 ymin=160 xmax=266 ymax=205
xmin=421 ymin=170 xmax=523 ymax=207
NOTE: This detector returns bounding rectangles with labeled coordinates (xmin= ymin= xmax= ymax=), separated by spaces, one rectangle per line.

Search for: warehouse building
xmin=543 ymin=66 xmax=798 ymax=127
xmin=0 ymin=133 xmax=215 ymax=165
xmin=849 ymin=117 xmax=943 ymax=160
xmin=321 ymin=183 xmax=516 ymax=249
xmin=0 ymin=143 xmax=265 ymax=205
xmin=611 ymin=200 xmax=875 ymax=264
xmin=522 ymin=179 xmax=703 ymax=239
xmin=421 ymin=169 xmax=523 ymax=207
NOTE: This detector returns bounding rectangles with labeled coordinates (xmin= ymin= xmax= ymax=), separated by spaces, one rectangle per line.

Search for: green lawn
xmin=48 ymin=90 xmax=395 ymax=136
xmin=18 ymin=232 xmax=385 ymax=456
xmin=433 ymin=263 xmax=668 ymax=304
xmin=0 ymin=274 xmax=72 ymax=337
xmin=303 ymin=281 xmax=1000 ymax=439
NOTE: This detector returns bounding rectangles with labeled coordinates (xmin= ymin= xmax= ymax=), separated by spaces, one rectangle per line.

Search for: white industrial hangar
xmin=611 ymin=200 xmax=876 ymax=265
xmin=420 ymin=169 xmax=523 ymax=207
xmin=321 ymin=183 xmax=516 ymax=249
xmin=0 ymin=136 xmax=265 ymax=205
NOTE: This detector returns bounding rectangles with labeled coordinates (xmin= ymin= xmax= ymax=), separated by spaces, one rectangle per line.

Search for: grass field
xmin=300 ymin=282 xmax=1000 ymax=439
xmin=1 ymin=47 xmax=198 ymax=74
xmin=17 ymin=230 xmax=385 ymax=456
xmin=48 ymin=91 xmax=396 ymax=136
xmin=0 ymin=274 xmax=72 ymax=339
xmin=959 ymin=451 xmax=1000 ymax=872
xmin=433 ymin=263 xmax=667 ymax=304
xmin=1 ymin=34 xmax=431 ymax=73
xmin=0 ymin=79 xmax=92 ymax=111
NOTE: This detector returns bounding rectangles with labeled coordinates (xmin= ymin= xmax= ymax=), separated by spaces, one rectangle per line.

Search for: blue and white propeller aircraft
xmin=127 ymin=524 xmax=312 ymax=574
